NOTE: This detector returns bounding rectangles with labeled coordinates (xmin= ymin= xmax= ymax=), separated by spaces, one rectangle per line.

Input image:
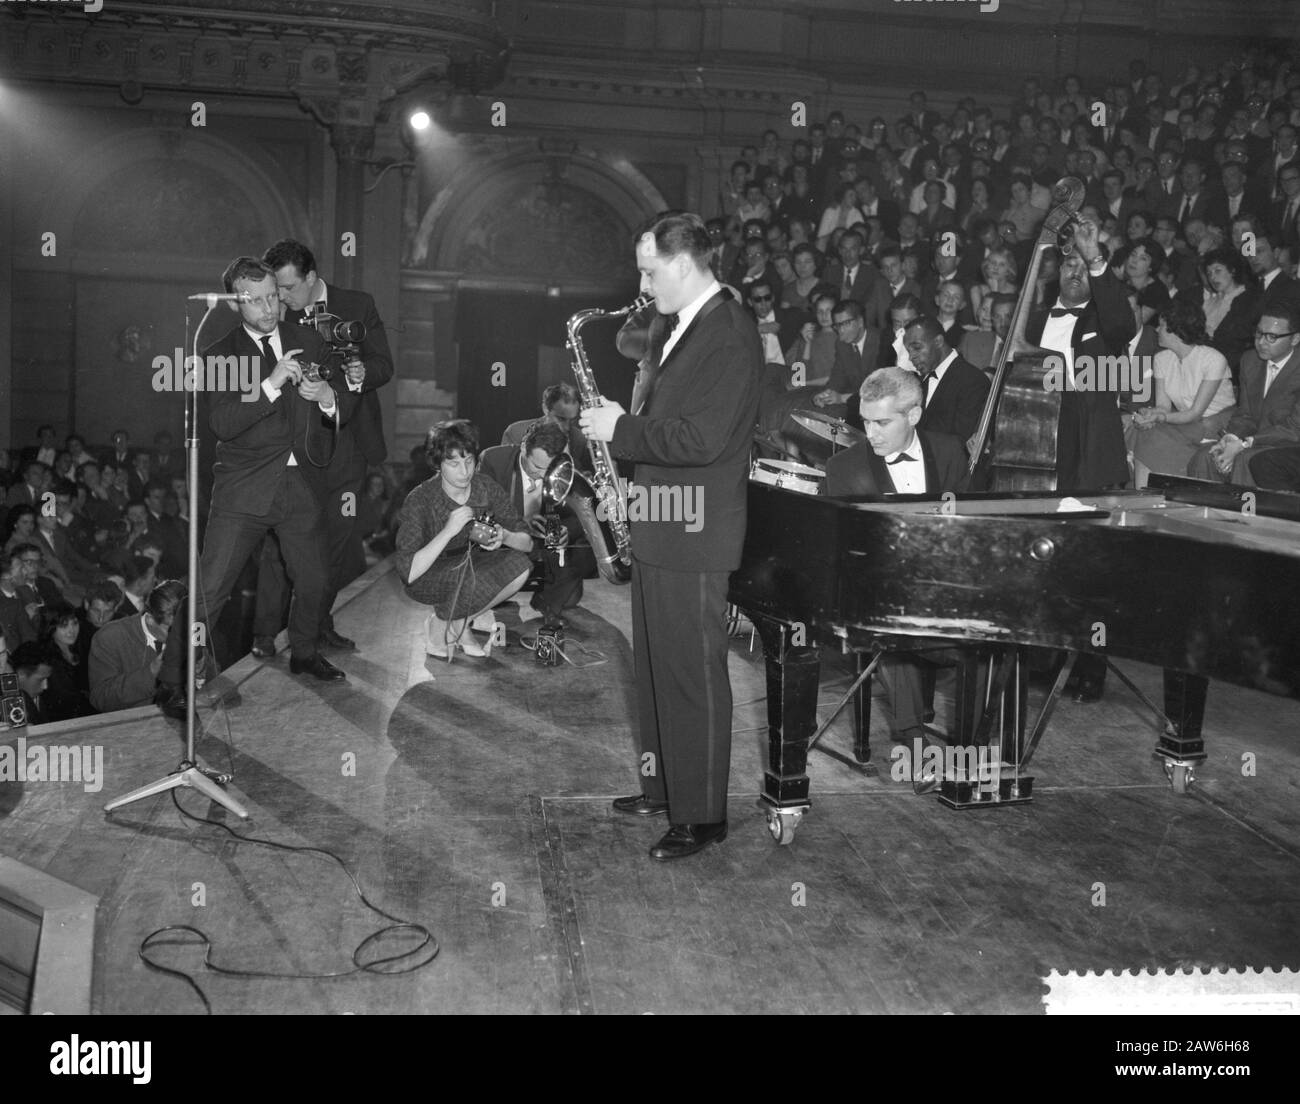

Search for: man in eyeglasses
xmin=1187 ymin=305 xmax=1300 ymax=484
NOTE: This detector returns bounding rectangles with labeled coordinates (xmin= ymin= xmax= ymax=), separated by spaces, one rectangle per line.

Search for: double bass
xmin=968 ymin=177 xmax=1085 ymax=490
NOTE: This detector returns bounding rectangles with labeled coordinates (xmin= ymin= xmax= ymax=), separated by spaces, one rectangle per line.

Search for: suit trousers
xmin=1186 ymin=441 xmax=1266 ymax=486
xmin=1248 ymin=445 xmax=1300 ymax=490
xmin=161 ymin=467 xmax=328 ymax=682
xmin=630 ymin=561 xmax=732 ymax=824
xmin=254 ymin=451 xmax=367 ymax=637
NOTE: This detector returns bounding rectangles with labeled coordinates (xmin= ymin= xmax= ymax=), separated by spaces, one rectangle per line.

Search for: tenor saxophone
xmin=544 ymin=293 xmax=654 ymax=585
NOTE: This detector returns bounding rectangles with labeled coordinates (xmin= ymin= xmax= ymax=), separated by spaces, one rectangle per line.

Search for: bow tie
xmin=886 ymin=452 xmax=917 ymax=465
xmin=1049 ymin=306 xmax=1084 ymax=318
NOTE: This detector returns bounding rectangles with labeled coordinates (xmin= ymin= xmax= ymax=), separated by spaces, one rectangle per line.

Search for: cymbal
xmin=793 ymin=410 xmax=866 ymax=446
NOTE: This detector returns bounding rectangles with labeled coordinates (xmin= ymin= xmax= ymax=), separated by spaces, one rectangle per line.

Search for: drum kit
xmin=750 ymin=410 xmax=864 ymax=496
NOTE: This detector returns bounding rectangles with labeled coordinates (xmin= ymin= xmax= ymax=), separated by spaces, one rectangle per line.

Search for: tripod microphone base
xmin=104 ymin=766 xmax=249 ymax=818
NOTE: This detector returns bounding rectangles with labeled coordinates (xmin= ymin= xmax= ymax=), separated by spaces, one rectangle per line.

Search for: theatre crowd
xmin=714 ymin=46 xmax=1300 ymax=484
xmin=0 ymin=424 xmax=406 ymax=725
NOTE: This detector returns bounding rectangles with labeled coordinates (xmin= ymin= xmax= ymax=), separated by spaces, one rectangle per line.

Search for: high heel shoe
xmin=425 ymin=613 xmax=456 ymax=661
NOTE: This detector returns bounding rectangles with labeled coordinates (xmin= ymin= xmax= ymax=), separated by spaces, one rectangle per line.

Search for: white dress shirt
xmin=253 ymin=325 xmax=338 ymax=466
xmin=884 ymin=431 xmax=926 ymax=494
xmin=922 ymin=349 xmax=958 ymax=406
xmin=659 ymin=280 xmax=722 ymax=364
xmin=755 ymin=310 xmax=784 ymax=363
xmin=517 ymin=454 xmax=545 ymax=519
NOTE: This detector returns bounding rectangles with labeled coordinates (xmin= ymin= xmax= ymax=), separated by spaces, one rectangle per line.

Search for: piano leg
xmin=938 ymin=646 xmax=1034 ymax=809
xmin=1156 ymin=670 xmax=1209 ymax=794
xmin=852 ymin=650 xmax=873 ymax=765
xmin=755 ymin=615 xmax=817 ymax=845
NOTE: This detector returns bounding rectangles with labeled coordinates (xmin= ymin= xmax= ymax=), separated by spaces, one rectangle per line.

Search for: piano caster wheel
xmin=1162 ymin=759 xmax=1194 ymax=795
xmin=767 ymin=809 xmax=804 ymax=846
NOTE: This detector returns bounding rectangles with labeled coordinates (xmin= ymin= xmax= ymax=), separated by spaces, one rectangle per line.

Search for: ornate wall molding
xmin=408 ymin=139 xmax=666 ymax=289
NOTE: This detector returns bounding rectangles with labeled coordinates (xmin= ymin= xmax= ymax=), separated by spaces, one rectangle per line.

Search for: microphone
xmin=187 ymin=292 xmax=250 ymax=303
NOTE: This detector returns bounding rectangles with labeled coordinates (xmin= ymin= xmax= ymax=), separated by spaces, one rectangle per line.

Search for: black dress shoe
xmin=612 ymin=794 xmax=669 ymax=817
xmin=250 ymin=635 xmax=276 ymax=658
xmin=319 ymin=628 xmax=357 ymax=651
xmin=289 ymin=654 xmax=346 ymax=681
xmin=648 ymin=821 xmax=727 ymax=861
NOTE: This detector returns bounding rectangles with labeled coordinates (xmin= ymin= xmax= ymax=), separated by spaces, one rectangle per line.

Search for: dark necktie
xmin=919 ymin=371 xmax=936 ymax=406
xmin=887 ymin=452 xmax=917 ymax=465
xmin=260 ymin=335 xmax=276 ymax=368
xmin=1050 ymin=306 xmax=1084 ymax=318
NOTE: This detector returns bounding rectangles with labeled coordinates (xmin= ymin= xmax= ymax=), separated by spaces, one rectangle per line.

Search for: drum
xmin=749 ymin=458 xmax=825 ymax=495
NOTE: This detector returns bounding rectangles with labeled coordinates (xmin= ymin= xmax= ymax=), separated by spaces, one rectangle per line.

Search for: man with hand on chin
xmin=580 ymin=213 xmax=762 ymax=862
xmin=155 ymin=257 xmax=356 ymax=719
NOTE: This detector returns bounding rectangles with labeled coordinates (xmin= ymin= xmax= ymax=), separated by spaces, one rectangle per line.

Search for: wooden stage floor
xmin=2 ymin=560 xmax=1298 ymax=1015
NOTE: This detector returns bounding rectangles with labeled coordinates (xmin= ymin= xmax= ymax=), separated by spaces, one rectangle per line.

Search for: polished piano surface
xmin=727 ymin=478 xmax=1300 ymax=844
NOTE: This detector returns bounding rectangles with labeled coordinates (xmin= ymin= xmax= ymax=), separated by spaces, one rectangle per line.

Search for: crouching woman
xmin=395 ymin=420 xmax=532 ymax=659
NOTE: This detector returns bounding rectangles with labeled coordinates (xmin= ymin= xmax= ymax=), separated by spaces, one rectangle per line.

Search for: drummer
xmin=824 ymin=366 xmax=970 ymax=793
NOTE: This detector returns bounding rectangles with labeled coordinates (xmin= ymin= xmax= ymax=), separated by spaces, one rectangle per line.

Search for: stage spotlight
xmin=409 ymin=110 xmax=431 ymax=131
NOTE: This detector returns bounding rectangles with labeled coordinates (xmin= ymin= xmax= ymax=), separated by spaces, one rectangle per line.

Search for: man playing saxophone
xmin=580 ymin=212 xmax=764 ymax=862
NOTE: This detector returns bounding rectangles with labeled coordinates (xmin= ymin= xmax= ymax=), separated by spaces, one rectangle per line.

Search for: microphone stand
xmin=105 ymin=296 xmax=249 ymax=818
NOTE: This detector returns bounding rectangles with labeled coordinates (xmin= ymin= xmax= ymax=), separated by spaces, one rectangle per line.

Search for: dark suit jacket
xmin=920 ymin=353 xmax=992 ymax=442
xmin=749 ymin=306 xmax=805 ymax=360
xmin=287 ymin=284 xmax=394 ymax=466
xmin=145 ymin=510 xmax=188 ymax=579
xmin=88 ymin=612 xmax=160 ymax=713
xmin=823 ymin=261 xmax=891 ymax=330
xmin=1025 ymin=267 xmax=1135 ymax=489
xmin=609 ymin=291 xmax=763 ymax=572
xmin=1261 ymin=271 xmax=1300 ymax=316
xmin=0 ymin=588 xmax=37 ymax=647
xmin=1171 ymin=189 xmax=1216 ymax=226
xmin=478 ymin=445 xmax=584 ymax=546
xmin=1225 ymin=349 xmax=1300 ymax=446
xmin=1143 ymin=177 xmax=1183 ymax=219
xmin=826 ymin=330 xmax=883 ymax=398
xmin=1206 ymin=189 xmax=1268 ymax=233
xmin=203 ymin=322 xmax=358 ymax=516
xmin=1268 ymin=196 xmax=1300 ymax=251
xmin=824 ymin=430 xmax=970 ymax=497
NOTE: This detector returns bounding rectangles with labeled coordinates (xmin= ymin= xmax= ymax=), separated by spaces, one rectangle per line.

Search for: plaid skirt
xmin=405 ymin=545 xmax=532 ymax=619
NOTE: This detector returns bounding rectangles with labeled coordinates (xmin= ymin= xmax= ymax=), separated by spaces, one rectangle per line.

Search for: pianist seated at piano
xmin=1128 ymin=298 xmax=1236 ymax=488
xmin=823 ymin=366 xmax=969 ymax=499
xmin=823 ymin=367 xmax=970 ymax=792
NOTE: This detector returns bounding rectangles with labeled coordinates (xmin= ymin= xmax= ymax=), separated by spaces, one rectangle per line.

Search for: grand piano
xmin=728 ymin=477 xmax=1300 ymax=844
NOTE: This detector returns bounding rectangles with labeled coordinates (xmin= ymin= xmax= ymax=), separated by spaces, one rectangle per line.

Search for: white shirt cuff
xmin=262 ymin=378 xmax=282 ymax=402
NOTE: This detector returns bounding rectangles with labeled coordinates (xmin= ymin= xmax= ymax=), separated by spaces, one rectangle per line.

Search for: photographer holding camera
xmin=478 ymin=420 xmax=596 ymax=628
xmin=394 ymin=421 xmax=532 ymax=660
xmin=251 ymin=238 xmax=395 ymax=658
xmin=154 ymin=257 xmax=359 ymax=718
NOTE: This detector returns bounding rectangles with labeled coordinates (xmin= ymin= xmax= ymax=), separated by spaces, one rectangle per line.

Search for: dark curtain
xmin=455 ymin=289 xmax=640 ymax=447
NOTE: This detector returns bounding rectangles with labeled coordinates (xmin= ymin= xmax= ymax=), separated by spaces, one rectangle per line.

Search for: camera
xmin=538 ymin=513 xmax=566 ymax=564
xmin=301 ymin=311 xmax=367 ymax=383
xmin=535 ymin=621 xmax=565 ymax=667
xmin=467 ymin=512 xmax=499 ymax=546
xmin=1 ymin=672 xmax=27 ymax=729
